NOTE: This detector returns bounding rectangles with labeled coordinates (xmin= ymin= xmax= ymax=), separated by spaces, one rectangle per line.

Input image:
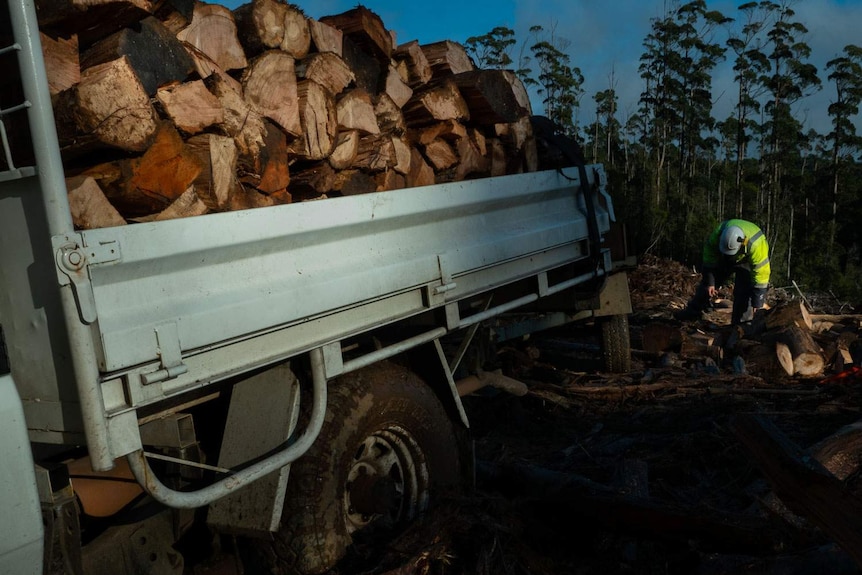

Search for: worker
xmin=675 ymin=219 xmax=770 ymax=324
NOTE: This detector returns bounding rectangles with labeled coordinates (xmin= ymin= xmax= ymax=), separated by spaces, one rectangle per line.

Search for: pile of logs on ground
xmin=7 ymin=0 xmax=540 ymax=228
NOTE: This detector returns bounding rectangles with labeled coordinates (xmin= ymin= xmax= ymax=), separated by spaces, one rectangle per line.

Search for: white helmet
xmin=720 ymin=225 xmax=744 ymax=255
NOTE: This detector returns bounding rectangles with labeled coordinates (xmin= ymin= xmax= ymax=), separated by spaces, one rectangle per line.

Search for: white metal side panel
xmin=81 ymin=168 xmax=605 ymax=374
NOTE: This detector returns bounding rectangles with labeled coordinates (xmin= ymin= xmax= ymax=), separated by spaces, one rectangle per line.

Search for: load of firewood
xmin=24 ymin=0 xmax=540 ymax=228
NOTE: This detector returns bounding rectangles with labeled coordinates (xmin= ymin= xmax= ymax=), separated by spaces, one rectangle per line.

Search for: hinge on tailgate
xmin=141 ymin=323 xmax=188 ymax=385
xmin=51 ymin=234 xmax=121 ymax=325
xmin=425 ymin=254 xmax=457 ymax=307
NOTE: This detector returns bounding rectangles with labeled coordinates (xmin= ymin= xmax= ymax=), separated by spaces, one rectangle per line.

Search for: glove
xmin=751 ymin=287 xmax=766 ymax=309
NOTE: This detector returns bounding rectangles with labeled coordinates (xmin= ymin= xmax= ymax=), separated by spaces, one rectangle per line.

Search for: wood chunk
xmin=336 ymin=89 xmax=379 ymax=134
xmin=422 ymin=139 xmax=457 ymax=171
xmin=205 ymin=70 xmax=266 ymax=161
xmin=35 ymin=0 xmax=153 ymax=44
xmin=776 ymin=325 xmax=825 ymax=377
xmin=340 ymin=36 xmax=383 ymax=94
xmin=333 ymin=169 xmax=376 ymax=196
xmin=186 ymin=133 xmax=237 ymax=211
xmin=233 ymin=0 xmax=310 ymax=59
xmin=384 ymin=65 xmax=413 ymax=108
xmin=375 ymin=170 xmax=405 ymax=192
xmin=54 ymin=56 xmax=159 ymax=154
xmin=66 ymin=175 xmax=127 ymax=229
xmin=154 ymin=186 xmax=208 ymax=221
xmin=451 ymin=69 xmax=530 ymax=125
xmin=402 ymin=80 xmax=470 ymax=126
xmin=296 ymin=52 xmax=355 ymax=96
xmin=156 ymin=80 xmax=223 ymax=135
xmin=454 ymin=135 xmax=489 ymax=181
xmin=391 ymin=136 xmax=411 ymax=175
xmin=289 ymin=162 xmax=335 ymax=199
xmin=767 ymin=302 xmax=814 ymax=331
xmin=409 ymin=120 xmax=468 ymax=146
xmin=177 ymin=3 xmax=247 ymax=74
xmin=308 ymin=18 xmax=343 ymax=56
xmin=230 ymin=187 xmax=276 ymax=211
xmin=81 ymin=16 xmax=194 ymax=96
xmin=641 ymin=322 xmax=684 ymax=354
xmin=406 ymin=147 xmax=435 ymax=188
xmin=254 ymin=122 xmax=291 ymax=194
xmin=41 ymin=32 xmax=80 ymax=96
xmin=328 ymin=130 xmax=360 ymax=170
xmin=319 ymin=6 xmax=392 ymax=61
xmin=420 ymin=40 xmax=474 ymax=79
xmin=242 ymin=51 xmax=301 ymax=137
xmin=374 ymin=93 xmax=406 ymax=134
xmin=291 ymin=79 xmax=337 ymax=161
xmin=393 ymin=40 xmax=432 ymax=87
xmin=353 ymin=134 xmax=394 ymax=171
xmin=488 ymin=137 xmax=507 ymax=176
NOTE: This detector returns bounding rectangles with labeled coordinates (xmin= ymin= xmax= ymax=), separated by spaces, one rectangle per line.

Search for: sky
xmin=216 ymin=0 xmax=862 ymax=137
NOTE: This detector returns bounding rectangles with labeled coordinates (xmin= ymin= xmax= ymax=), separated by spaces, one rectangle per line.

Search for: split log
xmin=420 ymin=40 xmax=474 ymax=79
xmin=291 ymin=80 xmax=337 ymax=161
xmin=402 ymin=80 xmax=470 ymax=126
xmin=186 ymin=133 xmax=238 ymax=211
xmin=154 ymin=186 xmax=208 ymax=221
xmin=454 ymin=134 xmax=489 ymax=180
xmin=289 ymin=162 xmax=335 ymax=199
xmin=66 ymin=175 xmax=127 ymax=229
xmin=81 ymin=16 xmax=194 ymax=96
xmin=374 ymin=94 xmax=406 ymax=134
xmin=252 ymin=122 xmax=291 ymax=195
xmin=82 ymin=125 xmax=201 ymax=217
xmin=731 ymin=415 xmax=862 ymax=568
xmin=307 ymin=18 xmax=343 ymax=56
xmin=451 ymin=69 xmax=530 ymax=125
xmin=204 ymin=70 xmax=266 ymax=161
xmin=422 ymin=139 xmax=457 ymax=171
xmin=393 ymin=40 xmax=432 ymax=87
xmin=353 ymin=134 xmax=394 ymax=171
xmin=384 ymin=65 xmax=413 ymax=108
xmin=332 ymin=169 xmax=376 ymax=196
xmin=229 ymin=187 xmax=276 ymax=211
xmin=406 ymin=147 xmax=435 ymax=188
xmin=35 ymin=0 xmax=153 ymax=44
xmin=242 ymin=51 xmax=301 ymax=137
xmin=156 ymin=80 xmax=224 ymax=135
xmin=295 ymin=52 xmax=354 ymax=96
xmin=320 ymin=6 xmax=392 ymax=61
xmin=775 ymin=325 xmax=825 ymax=377
xmin=375 ymin=170 xmax=405 ymax=192
xmin=54 ymin=56 xmax=159 ymax=155
xmin=391 ymin=137 xmax=411 ymax=175
xmin=680 ymin=338 xmax=724 ymax=363
xmin=328 ymin=130 xmax=360 ymax=170
xmin=40 ymin=32 xmax=80 ymax=96
xmin=809 ymin=420 xmax=862 ymax=481
xmin=336 ymin=89 xmax=379 ymax=134
xmin=732 ymin=339 xmax=792 ymax=379
xmin=176 ymin=3 xmax=247 ymax=74
xmin=488 ymin=138 xmax=507 ymax=176
xmin=409 ymin=120 xmax=468 ymax=146
xmin=233 ymin=0 xmax=310 ymax=59
xmin=340 ymin=36 xmax=383 ymax=95
xmin=766 ymin=301 xmax=814 ymax=331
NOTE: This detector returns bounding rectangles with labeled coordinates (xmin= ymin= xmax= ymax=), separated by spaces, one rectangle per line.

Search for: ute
xmin=0 ymin=1 xmax=631 ymax=573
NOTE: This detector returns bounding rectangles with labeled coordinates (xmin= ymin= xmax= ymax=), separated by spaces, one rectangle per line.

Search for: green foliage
xmin=464 ymin=26 xmax=516 ymax=70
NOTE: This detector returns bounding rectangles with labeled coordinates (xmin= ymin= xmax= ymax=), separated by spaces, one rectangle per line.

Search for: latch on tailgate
xmin=142 ymin=323 xmax=188 ymax=385
xmin=52 ymin=234 xmax=120 ymax=324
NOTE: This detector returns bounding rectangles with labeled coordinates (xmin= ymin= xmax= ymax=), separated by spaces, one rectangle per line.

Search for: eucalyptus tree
xmin=530 ymin=25 xmax=584 ymax=137
xmin=757 ymin=1 xmax=820 ymax=250
xmin=825 ymin=45 xmax=862 ymax=256
xmin=725 ymin=1 xmax=775 ymax=217
xmin=590 ymin=86 xmax=621 ymax=166
xmin=464 ymin=26 xmax=516 ymax=69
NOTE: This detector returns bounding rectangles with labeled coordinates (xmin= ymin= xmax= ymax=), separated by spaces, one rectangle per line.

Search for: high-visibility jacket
xmin=702 ymin=219 xmax=771 ymax=288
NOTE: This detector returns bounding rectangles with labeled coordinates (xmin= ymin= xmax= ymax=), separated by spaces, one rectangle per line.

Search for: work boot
xmin=673 ymin=307 xmax=702 ymax=321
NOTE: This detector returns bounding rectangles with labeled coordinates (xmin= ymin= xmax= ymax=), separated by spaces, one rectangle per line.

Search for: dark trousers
xmin=687 ymin=264 xmax=755 ymax=324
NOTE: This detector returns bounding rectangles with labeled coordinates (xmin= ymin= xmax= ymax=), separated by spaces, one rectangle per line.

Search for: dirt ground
xmin=323 ymin=255 xmax=862 ymax=575
xmin=192 ymin=256 xmax=862 ymax=575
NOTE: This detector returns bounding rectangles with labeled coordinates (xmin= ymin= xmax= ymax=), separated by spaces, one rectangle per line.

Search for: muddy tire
xmin=257 ymin=361 xmax=461 ymax=574
xmin=600 ymin=314 xmax=631 ymax=373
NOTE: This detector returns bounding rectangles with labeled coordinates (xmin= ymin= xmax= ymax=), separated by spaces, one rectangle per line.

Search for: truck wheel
xmin=260 ymin=361 xmax=461 ymax=575
xmin=600 ymin=314 xmax=631 ymax=373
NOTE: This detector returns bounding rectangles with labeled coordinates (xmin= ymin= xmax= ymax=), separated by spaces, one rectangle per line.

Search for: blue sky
xmin=216 ymin=0 xmax=862 ymax=136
